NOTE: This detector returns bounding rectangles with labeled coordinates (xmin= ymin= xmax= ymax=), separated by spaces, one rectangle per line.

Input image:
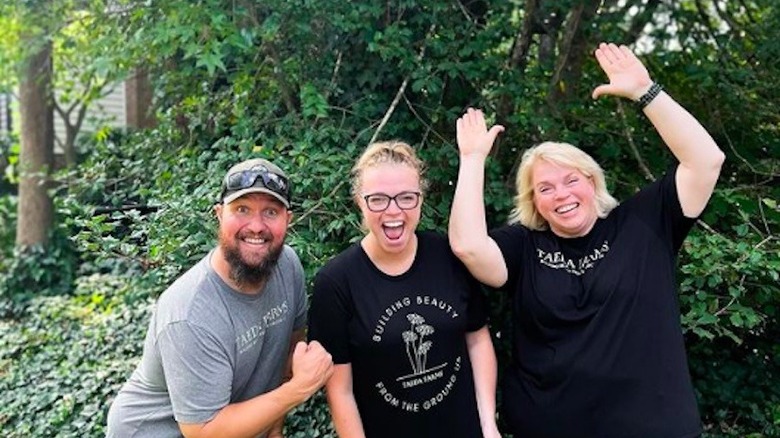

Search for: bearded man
xmin=107 ymin=158 xmax=333 ymax=438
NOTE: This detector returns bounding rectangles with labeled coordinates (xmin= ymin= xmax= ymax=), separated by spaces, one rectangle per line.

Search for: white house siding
xmin=0 ymin=93 xmax=10 ymax=137
xmin=0 ymin=83 xmax=127 ymax=153
xmin=53 ymin=83 xmax=127 ymax=154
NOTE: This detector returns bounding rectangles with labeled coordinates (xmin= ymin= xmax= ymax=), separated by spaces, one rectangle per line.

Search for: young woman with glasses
xmin=308 ymin=141 xmax=500 ymax=438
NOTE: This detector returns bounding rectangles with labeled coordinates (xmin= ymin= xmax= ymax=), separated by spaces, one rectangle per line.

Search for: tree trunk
xmin=58 ymin=101 xmax=88 ymax=167
xmin=548 ymin=0 xmax=602 ymax=106
xmin=125 ymin=68 xmax=157 ymax=129
xmin=16 ymin=37 xmax=54 ymax=248
xmin=62 ymin=120 xmax=77 ymax=167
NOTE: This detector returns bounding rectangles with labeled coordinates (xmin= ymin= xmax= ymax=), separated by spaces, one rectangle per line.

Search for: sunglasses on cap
xmin=221 ymin=166 xmax=290 ymax=202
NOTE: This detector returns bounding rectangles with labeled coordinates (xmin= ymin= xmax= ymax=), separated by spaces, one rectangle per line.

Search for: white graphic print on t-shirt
xmin=236 ymin=300 xmax=290 ymax=354
xmin=370 ymin=295 xmax=462 ymax=413
xmin=536 ymin=240 xmax=610 ymax=276
xmin=399 ymin=313 xmax=440 ymax=377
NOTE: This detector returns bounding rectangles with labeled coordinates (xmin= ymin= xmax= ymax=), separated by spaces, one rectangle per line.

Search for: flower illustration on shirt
xmin=403 ymin=313 xmax=435 ymax=374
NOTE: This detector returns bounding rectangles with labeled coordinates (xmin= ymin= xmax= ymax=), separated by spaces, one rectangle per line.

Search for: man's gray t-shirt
xmin=107 ymin=245 xmax=306 ymax=437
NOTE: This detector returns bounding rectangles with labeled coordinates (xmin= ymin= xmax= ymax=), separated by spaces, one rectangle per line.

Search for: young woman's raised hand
xmin=456 ymin=108 xmax=505 ymax=158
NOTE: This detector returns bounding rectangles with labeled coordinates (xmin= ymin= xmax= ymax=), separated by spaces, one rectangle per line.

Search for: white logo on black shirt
xmin=376 ymin=356 xmax=461 ymax=412
xmin=370 ymin=296 xmax=462 ymax=413
xmin=536 ymin=240 xmax=610 ymax=276
xmin=399 ymin=313 xmax=441 ymax=378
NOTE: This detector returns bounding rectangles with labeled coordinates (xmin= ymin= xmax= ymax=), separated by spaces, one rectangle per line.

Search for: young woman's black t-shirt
xmin=309 ymin=231 xmax=487 ymax=438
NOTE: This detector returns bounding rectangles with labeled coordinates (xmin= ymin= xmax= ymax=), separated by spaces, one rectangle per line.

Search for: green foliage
xmin=0 ymin=239 xmax=78 ymax=304
xmin=1 ymin=0 xmax=779 ymax=436
xmin=690 ymin=338 xmax=780 ymax=437
xmin=285 ymin=391 xmax=336 ymax=437
xmin=678 ymin=186 xmax=780 ymax=437
xmin=0 ymin=274 xmax=150 ymax=436
xmin=0 ymin=194 xmax=79 ymax=306
xmin=0 ymin=194 xmax=15 ymax=264
xmin=0 ymin=11 xmax=21 ymax=91
xmin=0 ymin=133 xmax=20 ymax=186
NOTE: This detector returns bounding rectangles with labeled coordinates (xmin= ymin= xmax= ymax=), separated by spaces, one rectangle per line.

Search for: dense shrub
xmin=0 ymin=274 xmax=150 ymax=436
xmin=1 ymin=0 xmax=778 ymax=436
xmin=0 ymin=194 xmax=79 ymax=308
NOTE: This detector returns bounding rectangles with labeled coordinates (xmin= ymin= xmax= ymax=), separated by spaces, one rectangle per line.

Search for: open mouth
xmin=239 ymin=231 xmax=273 ymax=247
xmin=382 ymin=220 xmax=404 ymax=240
xmin=555 ymin=202 xmax=579 ymax=214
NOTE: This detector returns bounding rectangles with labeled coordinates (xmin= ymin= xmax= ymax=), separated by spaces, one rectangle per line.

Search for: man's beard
xmin=220 ymin=236 xmax=284 ymax=290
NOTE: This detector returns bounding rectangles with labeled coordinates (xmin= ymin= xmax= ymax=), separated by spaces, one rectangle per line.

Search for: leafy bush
xmin=0 ymin=274 xmax=150 ymax=436
xmin=0 ymin=240 xmax=78 ymax=305
xmin=2 ymin=1 xmax=779 ymax=437
xmin=0 ymin=194 xmax=15 ymax=269
xmin=680 ymin=190 xmax=780 ymax=437
xmin=285 ymin=392 xmax=336 ymax=438
xmin=0 ymin=194 xmax=79 ymax=308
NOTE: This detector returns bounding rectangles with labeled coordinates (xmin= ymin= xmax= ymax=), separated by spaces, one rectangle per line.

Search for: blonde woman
xmin=309 ymin=141 xmax=500 ymax=438
xmin=450 ymin=43 xmax=724 ymax=437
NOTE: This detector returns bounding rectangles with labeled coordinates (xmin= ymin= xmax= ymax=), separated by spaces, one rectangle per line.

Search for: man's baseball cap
xmin=219 ymin=158 xmax=291 ymax=207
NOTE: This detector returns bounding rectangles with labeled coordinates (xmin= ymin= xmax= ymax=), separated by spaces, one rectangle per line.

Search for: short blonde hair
xmin=350 ymin=140 xmax=428 ymax=202
xmin=508 ymin=141 xmax=618 ymax=230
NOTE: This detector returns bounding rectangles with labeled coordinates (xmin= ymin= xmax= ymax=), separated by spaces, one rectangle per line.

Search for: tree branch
xmin=454 ymin=0 xmax=478 ymax=24
xmin=548 ymin=0 xmax=601 ymax=105
xmin=624 ymin=0 xmax=660 ymax=45
xmin=616 ymin=100 xmax=725 ymax=236
xmin=616 ymin=100 xmax=654 ymax=182
xmin=325 ymin=50 xmax=343 ymax=100
xmin=368 ymin=76 xmax=410 ymax=146
xmin=693 ymin=0 xmax=721 ymax=47
xmin=508 ymin=0 xmax=539 ymax=72
xmin=368 ymin=25 xmax=434 ymax=145
xmin=735 ymin=0 xmax=757 ymax=24
xmin=402 ymin=94 xmax=448 ymax=145
xmin=293 ymin=179 xmax=349 ymax=226
xmin=265 ymin=42 xmax=297 ymax=114
xmin=712 ymin=0 xmax=754 ymax=41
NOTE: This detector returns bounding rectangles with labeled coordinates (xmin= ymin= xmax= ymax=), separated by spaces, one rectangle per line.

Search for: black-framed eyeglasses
xmin=362 ymin=191 xmax=421 ymax=212
xmin=222 ymin=166 xmax=290 ymax=201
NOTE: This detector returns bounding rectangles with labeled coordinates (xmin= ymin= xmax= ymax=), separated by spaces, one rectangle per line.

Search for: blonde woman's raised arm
xmin=449 ymin=108 xmax=508 ymax=288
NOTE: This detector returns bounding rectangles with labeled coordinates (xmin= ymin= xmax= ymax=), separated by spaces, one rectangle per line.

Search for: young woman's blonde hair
xmin=350 ymin=140 xmax=428 ymax=203
xmin=507 ymin=141 xmax=618 ymax=230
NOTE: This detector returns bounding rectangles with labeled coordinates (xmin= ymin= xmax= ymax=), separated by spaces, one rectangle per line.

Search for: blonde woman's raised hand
xmin=592 ymin=42 xmax=654 ymax=101
xmin=456 ymin=108 xmax=505 ymax=159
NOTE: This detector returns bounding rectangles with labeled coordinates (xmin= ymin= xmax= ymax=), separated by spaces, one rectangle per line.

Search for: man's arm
xmin=465 ymin=326 xmax=501 ymax=438
xmin=179 ymin=340 xmax=333 ymax=438
xmin=267 ymin=329 xmax=307 ymax=438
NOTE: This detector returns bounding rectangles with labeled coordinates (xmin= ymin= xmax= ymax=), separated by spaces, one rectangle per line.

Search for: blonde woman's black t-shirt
xmin=490 ymin=169 xmax=702 ymax=438
xmin=308 ymin=231 xmax=487 ymax=438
